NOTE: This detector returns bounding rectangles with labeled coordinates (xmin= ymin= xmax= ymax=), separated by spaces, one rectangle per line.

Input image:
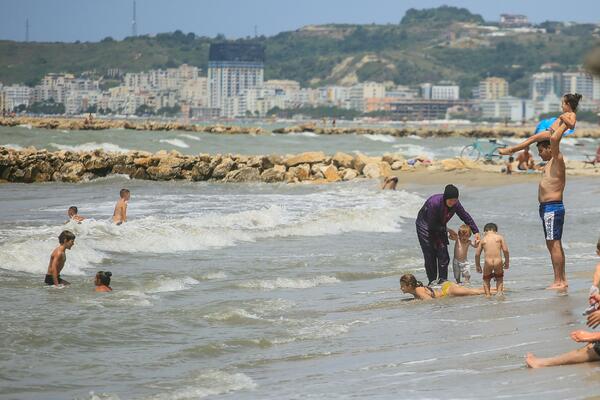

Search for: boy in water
xmin=45 ymin=230 xmax=75 ymax=286
xmin=381 ymin=176 xmax=398 ymax=190
xmin=112 ymin=188 xmax=130 ymax=225
xmin=66 ymin=206 xmax=85 ymax=223
xmin=475 ymin=223 xmax=510 ymax=297
xmin=448 ymin=224 xmax=477 ymax=284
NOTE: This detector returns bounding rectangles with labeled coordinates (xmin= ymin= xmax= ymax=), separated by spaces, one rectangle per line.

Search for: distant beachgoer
xmin=381 ymin=176 xmax=398 ymax=190
xmin=499 ymin=93 xmax=581 ymax=289
xmin=475 ymin=223 xmax=510 ymax=297
xmin=448 ymin=224 xmax=477 ymax=284
xmin=504 ymin=156 xmax=514 ymax=175
xmin=399 ymin=273 xmax=490 ymax=300
xmin=332 ymin=118 xmax=336 ymax=127
xmin=516 ymin=147 xmax=534 ymax=171
xmin=95 ymin=271 xmax=113 ymax=292
xmin=415 ymin=184 xmax=480 ymax=286
xmin=44 ymin=230 xmax=75 ymax=286
xmin=113 ymin=188 xmax=130 ymax=225
xmin=67 ymin=206 xmax=85 ymax=223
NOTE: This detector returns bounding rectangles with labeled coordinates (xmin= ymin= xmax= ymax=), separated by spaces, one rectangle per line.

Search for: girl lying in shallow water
xmin=399 ymin=274 xmax=492 ymax=300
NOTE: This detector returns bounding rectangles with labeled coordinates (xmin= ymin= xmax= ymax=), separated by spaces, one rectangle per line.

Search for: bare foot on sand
xmin=546 ymin=282 xmax=568 ymax=290
xmin=525 ymin=352 xmax=544 ymax=368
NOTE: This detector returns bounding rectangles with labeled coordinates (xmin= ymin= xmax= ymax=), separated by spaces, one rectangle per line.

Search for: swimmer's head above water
xmin=95 ymin=271 xmax=112 ymax=286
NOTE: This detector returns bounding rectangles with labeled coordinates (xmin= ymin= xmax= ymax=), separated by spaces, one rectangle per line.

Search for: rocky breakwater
xmin=0 ymin=117 xmax=266 ymax=134
xmin=0 ymin=146 xmax=411 ymax=184
xmin=273 ymin=123 xmax=600 ymax=139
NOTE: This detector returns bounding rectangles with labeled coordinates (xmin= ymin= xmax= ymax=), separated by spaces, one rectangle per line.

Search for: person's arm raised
xmin=499 ymin=132 xmax=552 ymax=155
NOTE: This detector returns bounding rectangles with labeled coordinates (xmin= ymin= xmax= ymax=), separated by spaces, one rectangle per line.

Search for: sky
xmin=0 ymin=0 xmax=599 ymax=43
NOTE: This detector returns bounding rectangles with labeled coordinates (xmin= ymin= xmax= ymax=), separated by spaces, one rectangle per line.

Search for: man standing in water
xmin=500 ymin=94 xmax=580 ymax=289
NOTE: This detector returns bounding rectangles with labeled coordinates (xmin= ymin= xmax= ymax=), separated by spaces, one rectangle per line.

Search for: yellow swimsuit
xmin=440 ymin=281 xmax=453 ymax=297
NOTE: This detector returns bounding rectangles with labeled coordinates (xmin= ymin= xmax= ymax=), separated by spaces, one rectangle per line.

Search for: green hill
xmin=0 ymin=6 xmax=598 ymax=98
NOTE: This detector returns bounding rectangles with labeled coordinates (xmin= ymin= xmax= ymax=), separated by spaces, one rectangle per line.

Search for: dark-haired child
xmin=44 ymin=230 xmax=75 ymax=286
xmin=95 ymin=271 xmax=112 ymax=292
xmin=475 ymin=223 xmax=509 ymax=297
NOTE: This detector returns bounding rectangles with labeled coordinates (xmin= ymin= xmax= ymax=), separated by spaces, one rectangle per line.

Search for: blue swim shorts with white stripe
xmin=539 ymin=201 xmax=565 ymax=241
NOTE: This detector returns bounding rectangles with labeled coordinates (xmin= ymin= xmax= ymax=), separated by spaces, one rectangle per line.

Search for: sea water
xmin=1 ymin=173 xmax=600 ymax=399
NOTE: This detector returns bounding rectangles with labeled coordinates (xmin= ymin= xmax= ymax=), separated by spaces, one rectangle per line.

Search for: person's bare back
xmin=113 ymin=188 xmax=130 ymax=225
xmin=476 ymin=223 xmax=509 ymax=296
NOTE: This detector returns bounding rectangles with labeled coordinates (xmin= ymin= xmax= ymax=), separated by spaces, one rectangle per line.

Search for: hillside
xmin=1 ymin=6 xmax=598 ymax=97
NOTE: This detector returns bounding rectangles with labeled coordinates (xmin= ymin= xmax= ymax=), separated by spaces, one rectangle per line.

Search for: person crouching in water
xmin=95 ymin=271 xmax=112 ymax=292
xmin=399 ymin=273 xmax=489 ymax=300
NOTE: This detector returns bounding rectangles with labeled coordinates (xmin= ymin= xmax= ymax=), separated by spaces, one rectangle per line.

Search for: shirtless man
xmin=499 ymin=93 xmax=581 ymax=289
xmin=45 ymin=230 xmax=75 ymax=286
xmin=476 ymin=223 xmax=509 ymax=297
xmin=516 ymin=147 xmax=534 ymax=171
xmin=113 ymin=188 xmax=130 ymax=225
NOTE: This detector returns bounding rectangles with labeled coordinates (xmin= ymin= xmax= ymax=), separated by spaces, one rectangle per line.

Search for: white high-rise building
xmin=3 ymin=85 xmax=32 ymax=110
xmin=562 ymin=72 xmax=593 ymax=101
xmin=421 ymin=82 xmax=460 ymax=100
xmin=207 ymin=43 xmax=265 ymax=117
xmin=349 ymin=82 xmax=385 ymax=111
xmin=530 ymin=72 xmax=561 ymax=101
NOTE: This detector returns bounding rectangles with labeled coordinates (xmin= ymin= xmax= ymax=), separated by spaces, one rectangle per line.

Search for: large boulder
xmin=284 ymin=152 xmax=327 ymax=168
xmin=261 ymin=166 xmax=286 ymax=183
xmin=224 ymin=167 xmax=261 ymax=183
xmin=353 ymin=153 xmax=381 ymax=174
xmin=332 ymin=152 xmax=354 ymax=168
xmin=342 ymin=168 xmax=358 ymax=181
xmin=286 ymin=164 xmax=311 ymax=182
xmin=212 ymin=158 xmax=236 ymax=180
xmin=363 ymin=162 xmax=392 ymax=179
xmin=320 ymin=164 xmax=341 ymax=182
xmin=59 ymin=162 xmax=85 ymax=182
xmin=191 ymin=161 xmax=212 ymax=181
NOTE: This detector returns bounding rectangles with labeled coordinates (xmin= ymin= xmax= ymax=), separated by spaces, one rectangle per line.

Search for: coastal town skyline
xmin=1 ymin=0 xmax=599 ymax=43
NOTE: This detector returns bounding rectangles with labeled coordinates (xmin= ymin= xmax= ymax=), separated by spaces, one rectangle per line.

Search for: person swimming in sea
xmin=399 ymin=273 xmax=491 ymax=300
xmin=95 ymin=271 xmax=112 ymax=292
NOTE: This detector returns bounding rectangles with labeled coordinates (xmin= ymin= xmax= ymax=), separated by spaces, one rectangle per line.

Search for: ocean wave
xmin=237 ymin=275 xmax=340 ymax=290
xmin=288 ymin=131 xmax=319 ymax=137
xmin=146 ymin=370 xmax=256 ymax=400
xmin=392 ymin=143 xmax=434 ymax=159
xmin=50 ymin=142 xmax=130 ymax=153
xmin=0 ymin=189 xmax=423 ymax=275
xmin=178 ymin=133 xmax=202 ymax=141
xmin=146 ymin=276 xmax=200 ymax=293
xmin=363 ymin=134 xmax=396 ymax=143
xmin=159 ymin=138 xmax=190 ymax=148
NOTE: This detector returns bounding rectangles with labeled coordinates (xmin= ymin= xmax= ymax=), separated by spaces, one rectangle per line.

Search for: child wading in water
xmin=399 ymin=274 xmax=489 ymax=300
xmin=45 ymin=230 xmax=75 ymax=286
xmin=449 ymin=224 xmax=477 ymax=284
xmin=476 ymin=223 xmax=510 ymax=297
xmin=113 ymin=188 xmax=130 ymax=225
xmin=95 ymin=271 xmax=113 ymax=292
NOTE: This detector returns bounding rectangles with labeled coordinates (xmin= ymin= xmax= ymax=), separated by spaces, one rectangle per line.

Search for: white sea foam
xmin=1 ymin=143 xmax=24 ymax=150
xmin=363 ymin=134 xmax=396 ymax=143
xmin=0 ymin=188 xmax=423 ymax=275
xmin=50 ymin=142 xmax=130 ymax=153
xmin=238 ymin=275 xmax=340 ymax=290
xmin=288 ymin=131 xmax=319 ymax=137
xmin=178 ymin=133 xmax=202 ymax=141
xmin=159 ymin=138 xmax=190 ymax=148
xmin=392 ymin=143 xmax=434 ymax=159
xmin=147 ymin=276 xmax=200 ymax=293
xmin=199 ymin=271 xmax=227 ymax=280
xmin=146 ymin=370 xmax=256 ymax=400
xmin=18 ymin=124 xmax=32 ymax=129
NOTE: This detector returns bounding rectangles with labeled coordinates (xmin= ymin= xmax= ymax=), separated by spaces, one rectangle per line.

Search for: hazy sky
xmin=1 ymin=0 xmax=599 ymax=42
